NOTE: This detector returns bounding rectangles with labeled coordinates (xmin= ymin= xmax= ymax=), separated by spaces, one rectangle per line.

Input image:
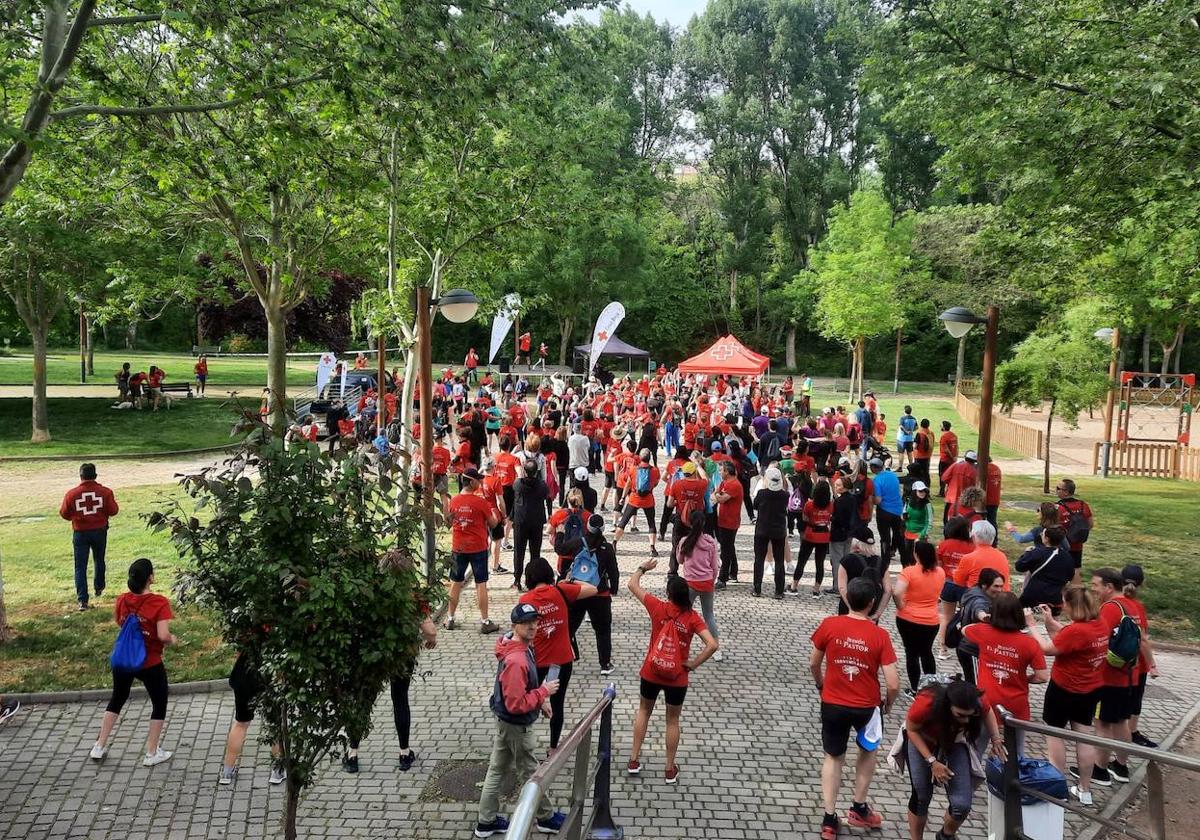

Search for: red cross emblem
xmin=710 ymin=343 xmax=736 ymax=361
xmin=75 ymin=491 xmax=105 ymax=516
xmin=597 ymin=331 xmax=609 ymax=342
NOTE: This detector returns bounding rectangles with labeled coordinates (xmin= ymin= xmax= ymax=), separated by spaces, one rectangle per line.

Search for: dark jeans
xmin=716 ymin=526 xmax=739 ymax=582
xmin=350 ymin=676 xmax=413 ymax=750
xmin=753 ymin=534 xmax=786 ymax=595
xmin=512 ymin=521 xmax=544 ymax=587
xmin=896 ymin=617 xmax=939 ymax=691
xmin=667 ymin=521 xmax=690 ymax=576
xmin=73 ymin=528 xmax=108 ymax=605
xmin=739 ymin=476 xmax=754 ymax=520
xmin=876 ymin=509 xmax=905 ymax=563
xmin=535 ymin=662 xmax=573 ymax=748
xmin=937 ymin=459 xmax=952 ymax=496
xmin=569 ymin=597 xmax=613 ymax=666
xmin=557 ymin=469 xmax=569 ymax=507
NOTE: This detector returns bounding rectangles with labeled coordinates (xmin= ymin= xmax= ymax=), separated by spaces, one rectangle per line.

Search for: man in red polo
xmin=60 ymin=463 xmax=119 ymax=610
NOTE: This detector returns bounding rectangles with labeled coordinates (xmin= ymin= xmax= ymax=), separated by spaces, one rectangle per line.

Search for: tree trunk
xmin=785 ymin=325 xmax=796 ymax=370
xmin=557 ymin=316 xmax=574 ymax=367
xmin=1160 ymin=323 xmax=1185 ymax=376
xmin=1174 ymin=327 xmax=1185 ymax=373
xmin=1141 ymin=332 xmax=1151 ymax=372
xmin=955 ymin=335 xmax=967 ymax=386
xmin=195 ymin=308 xmax=207 ymax=348
xmin=1043 ymin=398 xmax=1055 ymax=494
xmin=728 ymin=269 xmax=738 ymax=320
xmin=892 ymin=328 xmax=902 ymax=394
xmin=125 ymin=320 xmax=137 ymax=350
xmin=284 ymin=775 xmax=300 ymax=840
xmin=30 ymin=324 xmax=51 ymax=443
xmin=85 ymin=313 xmax=96 ymax=375
xmin=266 ymin=307 xmax=289 ymax=430
xmin=0 ymin=546 xmax=13 ymax=642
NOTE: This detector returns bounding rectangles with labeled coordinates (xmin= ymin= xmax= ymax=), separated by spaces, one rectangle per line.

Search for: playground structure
xmin=1094 ymin=372 xmax=1198 ymax=481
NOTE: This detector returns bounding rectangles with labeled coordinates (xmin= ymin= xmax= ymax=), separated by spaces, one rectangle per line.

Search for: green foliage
xmin=997 ymin=331 xmax=1110 ymax=425
xmin=152 ymin=437 xmax=438 ymax=829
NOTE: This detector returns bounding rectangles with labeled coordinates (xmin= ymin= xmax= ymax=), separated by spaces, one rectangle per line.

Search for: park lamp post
xmin=939 ymin=305 xmax=1000 ymax=489
xmin=417 ymin=287 xmax=479 ymax=585
xmin=1095 ymin=326 xmax=1121 ymax=478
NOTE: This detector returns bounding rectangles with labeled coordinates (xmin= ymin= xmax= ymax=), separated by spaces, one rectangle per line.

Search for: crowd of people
xmin=56 ymin=362 xmax=1164 ymax=840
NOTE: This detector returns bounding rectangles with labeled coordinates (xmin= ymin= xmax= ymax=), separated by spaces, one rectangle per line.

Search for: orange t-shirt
xmin=896 ymin=565 xmax=946 ymax=625
xmin=954 ymin=545 xmax=1011 ymax=590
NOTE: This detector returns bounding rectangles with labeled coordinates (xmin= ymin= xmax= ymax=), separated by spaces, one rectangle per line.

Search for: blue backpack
xmin=636 ymin=465 xmax=652 ymax=495
xmin=986 ymin=757 xmax=1067 ymax=805
xmin=110 ymin=611 xmax=147 ymax=673
xmin=569 ymin=546 xmax=601 ymax=586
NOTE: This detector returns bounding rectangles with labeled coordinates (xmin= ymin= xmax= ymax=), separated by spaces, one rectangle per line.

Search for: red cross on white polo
xmin=75 ymin=491 xmax=105 ymax=516
xmin=710 ymin=343 xmax=736 ymax=361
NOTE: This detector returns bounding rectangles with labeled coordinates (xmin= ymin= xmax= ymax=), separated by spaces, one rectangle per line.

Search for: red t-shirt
xmin=638 ymin=594 xmax=707 ymax=688
xmin=432 ymin=445 xmax=451 ymax=475
xmin=520 ymin=583 xmax=582 ymax=667
xmin=1099 ymin=596 xmax=1147 ymax=685
xmin=985 ymin=463 xmax=1002 ymax=506
xmin=938 ymin=431 xmax=959 ymax=462
xmin=669 ymin=477 xmax=709 ymax=522
xmin=943 ymin=461 xmax=977 ymax=506
xmin=508 ymin=404 xmax=527 ymax=428
xmin=811 ymin=615 xmax=897 ymax=709
xmin=803 ymin=500 xmax=833 ymax=544
xmin=447 ymin=493 xmax=493 ymax=553
xmin=451 ymin=440 xmax=473 ymax=474
xmin=907 ymin=690 xmax=993 ymax=746
xmin=494 ymin=452 xmax=520 ymax=486
xmin=615 ymin=452 xmax=639 ymax=488
xmin=1056 ymin=498 xmax=1093 ymax=551
xmin=936 ymin=538 xmax=974 ymax=581
xmin=148 ymin=370 xmax=165 ymax=388
xmin=115 ymin=592 xmax=173 ymax=669
xmin=716 ymin=478 xmax=744 ymax=530
xmin=480 ymin=477 xmax=504 ymax=517
xmin=622 ymin=465 xmax=660 ymax=508
xmin=963 ymin=623 xmax=1046 ymax=719
xmin=1050 ymin=619 xmax=1109 ymax=693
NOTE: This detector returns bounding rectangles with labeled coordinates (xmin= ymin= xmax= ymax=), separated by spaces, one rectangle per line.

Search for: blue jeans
xmin=73 ymin=528 xmax=108 ymax=604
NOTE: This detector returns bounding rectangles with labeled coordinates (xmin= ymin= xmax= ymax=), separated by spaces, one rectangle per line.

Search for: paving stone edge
xmin=5 ymin=678 xmax=230 ymax=705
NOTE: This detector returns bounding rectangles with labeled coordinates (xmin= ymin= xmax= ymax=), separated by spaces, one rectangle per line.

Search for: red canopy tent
xmin=675 ymin=334 xmax=770 ymax=375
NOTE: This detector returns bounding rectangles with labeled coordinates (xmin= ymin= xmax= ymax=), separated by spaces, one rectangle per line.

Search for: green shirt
xmin=904 ymin=500 xmax=931 ymax=539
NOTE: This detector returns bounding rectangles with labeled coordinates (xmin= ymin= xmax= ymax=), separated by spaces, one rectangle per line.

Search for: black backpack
xmin=554 ymin=509 xmax=586 ymax=557
xmin=1057 ymin=499 xmax=1091 ymax=544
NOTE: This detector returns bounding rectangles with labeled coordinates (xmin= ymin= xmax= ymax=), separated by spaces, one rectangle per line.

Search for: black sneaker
xmin=1070 ymin=765 xmax=1112 ymax=787
xmin=474 ymin=816 xmax=510 ymax=838
xmin=398 ymin=750 xmax=417 ymax=772
xmin=342 ymin=755 xmax=359 ymax=774
xmin=1108 ymin=760 xmax=1130 ymax=783
xmin=650 ymin=546 xmax=659 ymax=558
xmin=1131 ymin=731 xmax=1158 ymax=749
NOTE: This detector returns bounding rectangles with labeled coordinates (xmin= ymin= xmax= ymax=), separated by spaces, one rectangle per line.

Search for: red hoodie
xmin=59 ymin=481 xmax=119 ymax=531
xmin=490 ymin=633 xmax=549 ymax=724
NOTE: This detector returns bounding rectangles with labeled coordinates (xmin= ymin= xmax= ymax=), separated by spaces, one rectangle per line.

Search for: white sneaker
xmin=89 ymin=743 xmax=108 ymax=761
xmin=218 ymin=766 xmax=237 ymax=786
xmin=143 ymin=747 xmax=173 ymax=767
xmin=714 ymin=649 xmax=724 ymax=662
xmin=269 ymin=764 xmax=287 ymax=785
xmin=1070 ymin=785 xmax=1093 ymax=806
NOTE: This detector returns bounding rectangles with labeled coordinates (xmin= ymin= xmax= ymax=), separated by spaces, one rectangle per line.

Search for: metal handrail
xmin=996 ymin=705 xmax=1200 ymax=840
xmin=507 ymin=684 xmax=623 ymax=840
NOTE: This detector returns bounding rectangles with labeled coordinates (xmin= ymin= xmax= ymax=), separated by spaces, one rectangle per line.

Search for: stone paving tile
xmin=3 ymin=473 xmax=1200 ymax=840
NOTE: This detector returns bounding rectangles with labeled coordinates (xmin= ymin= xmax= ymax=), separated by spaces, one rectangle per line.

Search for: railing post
xmin=1001 ymin=722 xmax=1025 ymax=840
xmin=588 ymin=685 xmax=624 ymax=839
xmin=564 ymin=726 xmax=593 ymax=840
xmin=1147 ymin=761 xmax=1167 ymax=840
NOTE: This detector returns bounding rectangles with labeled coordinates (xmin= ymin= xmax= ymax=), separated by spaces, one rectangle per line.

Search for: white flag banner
xmin=588 ymin=301 xmax=626 ymax=376
xmin=315 ymin=351 xmax=337 ymax=396
xmin=488 ymin=293 xmax=521 ymax=364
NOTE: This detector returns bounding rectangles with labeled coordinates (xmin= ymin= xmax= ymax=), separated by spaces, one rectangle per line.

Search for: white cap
xmin=912 ymin=480 xmax=928 ymax=492
xmin=574 ymin=466 xmax=589 ymax=482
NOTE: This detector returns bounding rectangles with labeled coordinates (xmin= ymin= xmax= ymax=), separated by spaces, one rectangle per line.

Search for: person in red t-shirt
xmin=518 ymin=558 xmax=597 ymax=749
xmin=626 ymin=559 xmax=718 ymax=783
xmin=147 ymin=365 xmax=168 ymax=411
xmin=711 ymin=460 xmax=744 ymax=586
xmin=659 ymin=461 xmax=710 ymax=576
xmin=962 ymin=593 xmax=1047 ymax=729
xmin=936 ymin=421 xmax=958 ymax=497
xmin=941 ymin=452 xmax=978 ymax=522
xmin=89 ymin=558 xmax=176 ymax=766
xmin=613 ymin=450 xmax=660 ymax=555
xmin=1091 ymin=566 xmax=1158 ymax=784
xmin=445 ymin=469 xmax=501 ymax=633
xmin=60 ymin=462 xmax=120 ymax=610
xmin=479 ymin=460 xmax=509 ymax=576
xmin=1026 ymin=585 xmax=1109 ymax=803
xmin=792 ymin=479 xmax=834 ymax=597
xmin=1055 ymin=478 xmax=1095 ymax=576
xmin=936 ymin=516 xmax=977 ymax=658
xmin=810 ymin=577 xmax=900 ymax=836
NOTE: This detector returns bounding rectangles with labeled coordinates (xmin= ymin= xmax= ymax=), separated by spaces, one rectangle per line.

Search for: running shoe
xmin=269 ymin=764 xmax=287 ymax=785
xmin=342 ymin=754 xmax=359 ymax=774
xmin=0 ymin=700 xmax=19 ymax=724
xmin=1069 ymin=765 xmax=1111 ymax=787
xmin=143 ymin=747 xmax=173 ymax=767
xmin=398 ymin=750 xmax=417 ymax=772
xmin=445 ymin=616 xmax=458 ymax=630
xmin=715 ymin=581 xmax=727 ymax=590
xmin=89 ymin=743 xmax=108 ymax=761
xmin=665 ymin=765 xmax=679 ymax=784
xmin=936 ymin=649 xmax=951 ymax=660
xmin=1070 ymin=785 xmax=1093 ymax=806
xmin=480 ymin=620 xmax=500 ymax=634
xmin=823 ymin=587 xmax=838 ymax=595
xmin=846 ymin=806 xmax=882 ymax=829
xmin=714 ymin=649 xmax=724 ymax=662
xmin=536 ymin=811 xmax=567 ymax=833
xmin=650 ymin=546 xmax=659 ymax=558
xmin=475 ymin=816 xmax=510 ymax=838
xmin=626 ymin=759 xmax=641 ymax=775
xmin=493 ymin=565 xmax=509 ymax=575
xmin=1108 ymin=760 xmax=1130 ymax=783
xmin=820 ymin=816 xmax=839 ymax=840
xmin=599 ymin=663 xmax=614 ymax=675
xmin=218 ymin=766 xmax=237 ymax=786
xmin=1131 ymin=731 xmax=1159 ymax=749
xmin=811 ymin=590 xmax=821 ymax=599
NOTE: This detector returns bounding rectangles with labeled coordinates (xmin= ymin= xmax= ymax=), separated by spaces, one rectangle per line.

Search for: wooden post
xmin=417 ymin=286 xmax=437 ymax=585
xmin=976 ymin=305 xmax=1000 ymax=490
xmin=1100 ymin=326 xmax=1121 ymax=478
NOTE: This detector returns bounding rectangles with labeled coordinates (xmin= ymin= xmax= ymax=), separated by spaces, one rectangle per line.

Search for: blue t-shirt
xmin=873 ymin=469 xmax=903 ymax=515
xmin=898 ymin=414 xmax=918 ymax=443
xmin=776 ymin=417 xmax=792 ymax=441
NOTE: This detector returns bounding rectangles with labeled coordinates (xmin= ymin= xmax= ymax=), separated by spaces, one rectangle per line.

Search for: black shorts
xmin=820 ymin=702 xmax=876 ymax=757
xmin=640 ymin=677 xmax=687 ymax=706
xmin=1130 ymin=673 xmax=1148 ymax=717
xmin=502 ymin=486 xmax=515 ymax=519
xmin=490 ymin=523 xmax=504 ymax=541
xmin=1097 ymin=683 xmax=1136 ymax=723
xmin=898 ymin=440 xmax=914 ymax=453
xmin=604 ymin=470 xmax=616 ymax=489
xmin=1069 ymin=548 xmax=1083 ymax=569
xmin=1042 ymin=680 xmax=1097 ymax=729
xmin=229 ymin=654 xmax=264 ymax=723
xmin=940 ymin=581 xmax=967 ymax=603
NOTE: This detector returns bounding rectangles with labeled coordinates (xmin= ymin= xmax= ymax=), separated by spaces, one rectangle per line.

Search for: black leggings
xmin=535 ymin=662 xmax=573 ymax=748
xmin=895 ymin=617 xmax=939 ymax=691
xmin=569 ymin=597 xmax=613 ymax=666
xmin=512 ymin=521 xmax=544 ymax=587
xmin=618 ymin=504 xmax=656 ymax=532
xmin=753 ymin=534 xmax=787 ymax=596
xmin=794 ymin=540 xmax=829 ymax=587
xmin=350 ymin=676 xmax=413 ymax=750
xmin=107 ymin=662 xmax=169 ymax=720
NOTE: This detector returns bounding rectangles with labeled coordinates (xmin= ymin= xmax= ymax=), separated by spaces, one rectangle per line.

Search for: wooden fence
xmin=954 ymin=389 xmax=1045 ymax=460
xmin=1091 ymin=441 xmax=1200 ymax=482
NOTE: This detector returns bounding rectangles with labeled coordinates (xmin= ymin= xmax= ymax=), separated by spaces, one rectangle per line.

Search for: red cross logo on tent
xmin=597 ymin=331 xmax=609 ymax=342
xmin=710 ymin=343 xmax=736 ymax=361
xmin=75 ymin=491 xmax=104 ymax=516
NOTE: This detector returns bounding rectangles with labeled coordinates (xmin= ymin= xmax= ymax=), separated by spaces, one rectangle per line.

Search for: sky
xmin=573 ymin=0 xmax=710 ymax=27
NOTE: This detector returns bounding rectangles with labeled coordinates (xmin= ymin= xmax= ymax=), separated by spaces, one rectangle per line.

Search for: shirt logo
xmin=75 ymin=491 xmax=105 ymax=516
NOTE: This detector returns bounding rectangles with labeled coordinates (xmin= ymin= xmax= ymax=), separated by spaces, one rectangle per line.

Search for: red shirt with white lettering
xmin=519 ymin=582 xmax=582 ymax=666
xmin=936 ymin=538 xmax=974 ymax=581
xmin=447 ymin=493 xmax=493 ymax=553
xmin=811 ymin=615 xmax=897 ymax=709
xmin=1050 ymin=619 xmax=1109 ymax=694
xmin=963 ymin=623 xmax=1045 ymax=720
xmin=638 ymin=594 xmax=707 ymax=688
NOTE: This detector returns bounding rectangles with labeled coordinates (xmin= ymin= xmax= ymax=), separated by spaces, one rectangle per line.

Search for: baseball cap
xmin=681 ymin=461 xmax=697 ymax=475
xmin=587 ymin=514 xmax=604 ymax=534
xmin=711 ymin=440 xmax=723 ymax=451
xmin=511 ymin=603 xmax=539 ymax=624
xmin=1121 ymin=564 xmax=1145 ymax=587
xmin=463 ymin=467 xmax=484 ymax=482
xmin=868 ymin=457 xmax=883 ymax=469
xmin=912 ymin=480 xmax=928 ymax=492
xmin=852 ymin=524 xmax=876 ymax=544
xmin=764 ymin=467 xmax=784 ymax=491
xmin=964 ymin=450 xmax=978 ymax=462
xmin=574 ymin=466 xmax=589 ymax=482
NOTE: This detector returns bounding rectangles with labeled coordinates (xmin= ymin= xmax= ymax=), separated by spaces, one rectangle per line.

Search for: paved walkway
xmin=3 ymin=476 xmax=1200 ymax=840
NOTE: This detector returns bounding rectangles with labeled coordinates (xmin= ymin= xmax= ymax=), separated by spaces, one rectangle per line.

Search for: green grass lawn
xmin=0 ymin=349 xmax=316 ymax=389
xmin=0 ymin=485 xmax=231 ymax=693
xmin=0 ymin=398 xmax=247 ymax=457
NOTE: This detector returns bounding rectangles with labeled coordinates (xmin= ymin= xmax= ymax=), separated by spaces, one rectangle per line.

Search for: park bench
xmin=191 ymin=344 xmax=221 ymax=356
xmin=159 ymin=382 xmax=193 ymax=399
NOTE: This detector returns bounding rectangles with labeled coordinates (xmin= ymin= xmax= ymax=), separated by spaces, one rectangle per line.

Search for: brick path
xmin=3 ymin=473 xmax=1200 ymax=840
